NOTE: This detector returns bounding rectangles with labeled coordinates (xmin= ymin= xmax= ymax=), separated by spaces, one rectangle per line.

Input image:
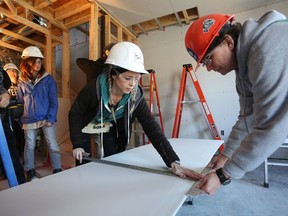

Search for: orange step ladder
xmin=172 ymin=64 xmax=224 ymax=152
xmin=137 ymin=69 xmax=164 ymax=144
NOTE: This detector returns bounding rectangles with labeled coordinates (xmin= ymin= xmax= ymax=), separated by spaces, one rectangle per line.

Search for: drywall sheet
xmin=0 ymin=138 xmax=222 ymax=216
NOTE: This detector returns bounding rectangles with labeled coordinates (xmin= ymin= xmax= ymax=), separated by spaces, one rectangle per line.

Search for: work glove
xmin=171 ymin=162 xmax=203 ymax=180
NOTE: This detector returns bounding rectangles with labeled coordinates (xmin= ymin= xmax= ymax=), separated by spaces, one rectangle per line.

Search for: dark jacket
xmin=69 ymin=74 xmax=180 ymax=168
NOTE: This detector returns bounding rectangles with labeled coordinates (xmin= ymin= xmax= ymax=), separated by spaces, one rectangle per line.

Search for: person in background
xmin=69 ymin=41 xmax=203 ymax=180
xmin=0 ymin=63 xmax=26 ymax=184
xmin=17 ymin=46 xmax=62 ymax=181
xmin=76 ymin=43 xmax=116 ymax=82
xmin=184 ymin=10 xmax=288 ymax=194
xmin=3 ymin=63 xmax=25 ymax=156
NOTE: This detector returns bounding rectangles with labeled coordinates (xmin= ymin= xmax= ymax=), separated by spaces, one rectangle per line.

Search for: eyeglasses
xmin=201 ymin=52 xmax=213 ymax=66
xmin=201 ymin=40 xmax=226 ymax=66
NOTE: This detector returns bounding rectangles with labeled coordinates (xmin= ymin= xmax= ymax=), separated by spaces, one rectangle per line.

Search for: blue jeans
xmin=24 ymin=124 xmax=61 ymax=171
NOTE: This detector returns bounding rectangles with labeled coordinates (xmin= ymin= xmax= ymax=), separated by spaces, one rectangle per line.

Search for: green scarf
xmin=93 ymin=73 xmax=131 ymax=123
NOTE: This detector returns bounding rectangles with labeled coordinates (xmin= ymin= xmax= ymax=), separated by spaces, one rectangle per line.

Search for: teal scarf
xmin=93 ymin=73 xmax=131 ymax=123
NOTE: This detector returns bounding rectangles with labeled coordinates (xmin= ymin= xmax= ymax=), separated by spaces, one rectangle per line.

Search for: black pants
xmin=0 ymin=117 xmax=26 ymax=184
xmin=103 ymin=119 xmax=127 ymax=157
xmin=11 ymin=120 xmax=25 ymax=155
xmin=75 ymin=119 xmax=127 ymax=166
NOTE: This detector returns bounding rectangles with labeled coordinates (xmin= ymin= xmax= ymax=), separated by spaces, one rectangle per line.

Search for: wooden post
xmin=45 ymin=33 xmax=52 ymax=74
xmin=89 ymin=3 xmax=99 ymax=60
xmin=62 ymin=30 xmax=70 ymax=99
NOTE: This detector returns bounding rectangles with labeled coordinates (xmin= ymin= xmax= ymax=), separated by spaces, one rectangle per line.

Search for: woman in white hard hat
xmin=17 ymin=46 xmax=62 ymax=181
xmin=3 ymin=62 xmax=25 ymax=155
xmin=69 ymin=42 xmax=202 ymax=180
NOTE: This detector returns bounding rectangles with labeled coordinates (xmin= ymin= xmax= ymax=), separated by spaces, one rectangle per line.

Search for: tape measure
xmin=83 ymin=156 xmax=176 ymax=177
xmin=54 ymin=150 xmax=175 ymax=177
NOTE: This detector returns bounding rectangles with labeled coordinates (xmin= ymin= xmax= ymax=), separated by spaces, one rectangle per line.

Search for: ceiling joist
xmin=0 ymin=0 xmax=137 ymax=52
xmin=128 ymin=6 xmax=199 ymax=36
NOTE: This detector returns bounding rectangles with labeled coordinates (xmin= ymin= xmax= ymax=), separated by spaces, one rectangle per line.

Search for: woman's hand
xmin=171 ymin=162 xmax=203 ymax=180
xmin=45 ymin=121 xmax=53 ymax=127
xmin=73 ymin=148 xmax=86 ymax=163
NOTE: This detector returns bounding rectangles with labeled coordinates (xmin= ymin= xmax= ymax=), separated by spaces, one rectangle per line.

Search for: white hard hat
xmin=105 ymin=42 xmax=148 ymax=74
xmin=3 ymin=63 xmax=21 ymax=74
xmin=21 ymin=46 xmax=44 ymax=59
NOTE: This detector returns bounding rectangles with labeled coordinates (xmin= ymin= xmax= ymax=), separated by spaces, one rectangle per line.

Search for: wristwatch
xmin=216 ymin=168 xmax=231 ymax=185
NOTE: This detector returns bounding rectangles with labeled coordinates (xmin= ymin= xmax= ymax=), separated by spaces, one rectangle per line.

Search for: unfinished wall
xmin=138 ymin=2 xmax=288 ymax=142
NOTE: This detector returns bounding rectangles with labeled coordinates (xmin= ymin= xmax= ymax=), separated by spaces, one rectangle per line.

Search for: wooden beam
xmin=174 ymin=12 xmax=182 ymax=26
xmin=0 ymin=27 xmax=45 ymax=48
xmin=89 ymin=3 xmax=98 ymax=60
xmin=45 ymin=32 xmax=52 ymax=73
xmin=11 ymin=0 xmax=67 ymax=31
xmin=0 ymin=7 xmax=49 ymax=34
xmin=182 ymin=10 xmax=190 ymax=25
xmin=4 ymin=0 xmax=17 ymax=15
xmin=0 ymin=40 xmax=23 ymax=52
xmin=51 ymin=46 xmax=56 ymax=78
xmin=117 ymin=23 xmax=122 ymax=41
xmin=75 ymin=26 xmax=89 ymax=36
xmin=62 ymin=30 xmax=70 ymax=99
xmin=137 ymin=24 xmax=148 ymax=35
xmin=64 ymin=12 xmax=90 ymax=29
xmin=127 ymin=26 xmax=137 ymax=38
xmin=155 ymin=18 xmax=164 ymax=31
xmin=51 ymin=34 xmax=62 ymax=43
xmin=54 ymin=2 xmax=91 ymax=21
xmin=104 ymin=15 xmax=111 ymax=45
xmin=34 ymin=0 xmax=57 ymax=10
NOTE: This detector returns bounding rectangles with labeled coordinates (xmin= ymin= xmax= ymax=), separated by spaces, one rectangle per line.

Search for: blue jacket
xmin=17 ymin=72 xmax=58 ymax=124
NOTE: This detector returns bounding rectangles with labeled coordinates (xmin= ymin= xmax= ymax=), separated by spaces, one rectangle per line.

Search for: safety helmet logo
xmin=134 ymin=52 xmax=142 ymax=63
xmin=203 ymin=19 xmax=215 ymax=33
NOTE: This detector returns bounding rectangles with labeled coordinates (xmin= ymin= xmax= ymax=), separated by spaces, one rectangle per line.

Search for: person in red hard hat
xmin=185 ymin=10 xmax=288 ymax=194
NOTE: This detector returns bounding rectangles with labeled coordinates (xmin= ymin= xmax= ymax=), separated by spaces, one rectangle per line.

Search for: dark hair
xmin=110 ymin=66 xmax=128 ymax=76
xmin=205 ymin=22 xmax=242 ymax=55
xmin=20 ymin=57 xmax=45 ymax=81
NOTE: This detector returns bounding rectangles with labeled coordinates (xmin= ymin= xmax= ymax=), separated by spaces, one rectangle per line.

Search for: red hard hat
xmin=185 ymin=14 xmax=234 ymax=66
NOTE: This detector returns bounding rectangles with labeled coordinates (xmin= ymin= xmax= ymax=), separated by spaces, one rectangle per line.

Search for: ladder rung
xmin=142 ymin=86 xmax=156 ymax=91
xmin=181 ymin=100 xmax=200 ymax=104
xmin=142 ymin=84 xmax=150 ymax=88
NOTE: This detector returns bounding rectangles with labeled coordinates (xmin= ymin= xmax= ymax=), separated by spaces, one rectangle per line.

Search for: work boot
xmin=26 ymin=169 xmax=40 ymax=181
xmin=53 ymin=168 xmax=62 ymax=174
